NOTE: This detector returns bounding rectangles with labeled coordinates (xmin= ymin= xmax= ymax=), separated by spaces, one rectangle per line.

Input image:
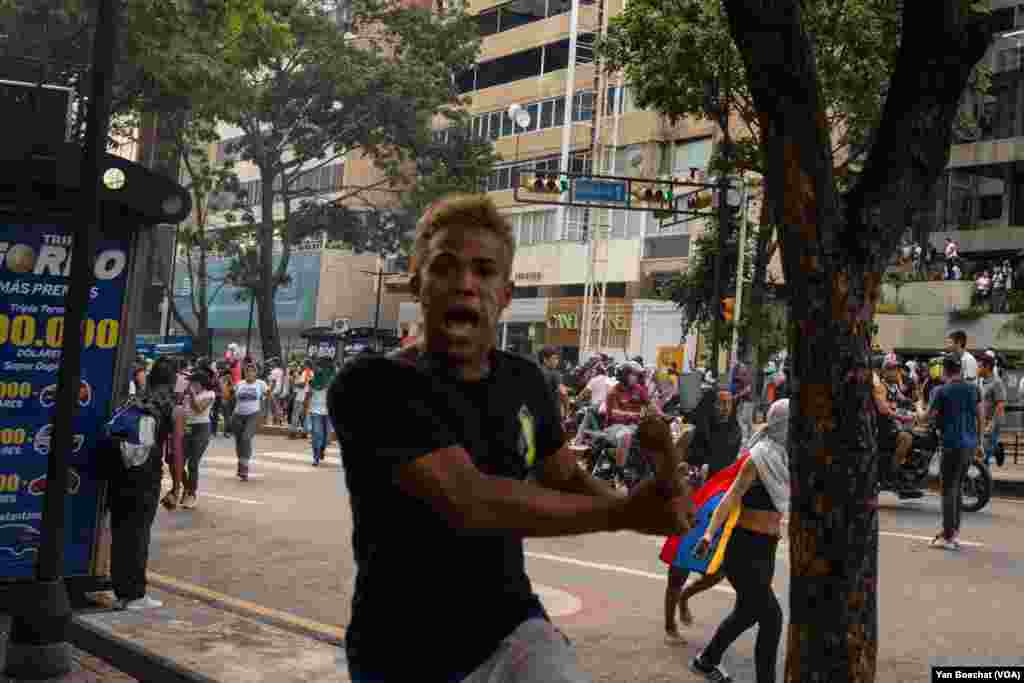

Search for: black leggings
xmin=702 ymin=527 xmax=782 ymax=683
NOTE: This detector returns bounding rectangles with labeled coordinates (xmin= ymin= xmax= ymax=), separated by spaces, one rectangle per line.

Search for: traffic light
xmin=687 ymin=191 xmax=712 ymax=210
xmin=522 ymin=172 xmax=569 ymax=194
xmin=722 ymin=297 xmax=735 ymax=322
xmin=632 ymin=183 xmax=673 ymax=208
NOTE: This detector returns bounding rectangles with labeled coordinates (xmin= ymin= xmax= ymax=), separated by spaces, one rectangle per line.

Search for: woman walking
xmin=304 ymin=357 xmax=335 ymax=466
xmin=180 ymin=368 xmax=216 ymax=509
xmin=691 ymin=399 xmax=791 ymax=683
xmin=232 ymin=362 xmax=267 ymax=481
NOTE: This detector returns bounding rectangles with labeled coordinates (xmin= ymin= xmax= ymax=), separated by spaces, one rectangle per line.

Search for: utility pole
xmin=245 ymin=295 xmax=255 ymax=358
xmin=361 ymin=267 xmax=396 ymax=352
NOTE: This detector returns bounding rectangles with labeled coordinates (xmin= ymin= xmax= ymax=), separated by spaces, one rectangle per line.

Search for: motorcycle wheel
xmin=590 ymin=445 xmax=618 ymax=483
xmin=960 ymin=460 xmax=992 ymax=513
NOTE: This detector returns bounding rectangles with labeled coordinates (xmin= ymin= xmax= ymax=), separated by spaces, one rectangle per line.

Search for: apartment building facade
xmin=382 ymin=0 xmax=768 ymax=367
xmin=873 ymin=0 xmax=1024 ymax=357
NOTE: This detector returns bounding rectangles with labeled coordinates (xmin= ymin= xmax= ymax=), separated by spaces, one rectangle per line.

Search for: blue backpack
xmin=105 ymin=400 xmax=159 ymax=469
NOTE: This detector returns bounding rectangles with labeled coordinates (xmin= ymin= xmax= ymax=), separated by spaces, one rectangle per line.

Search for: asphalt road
xmin=149 ymin=435 xmax=1024 ymax=682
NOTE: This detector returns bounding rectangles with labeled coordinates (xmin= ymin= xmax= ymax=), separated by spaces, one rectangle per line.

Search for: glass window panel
xmin=478 ymin=9 xmax=498 ymax=35
xmin=502 ymin=0 xmax=545 ymax=29
xmin=544 ymin=39 xmax=570 ymax=73
xmin=456 ymin=67 xmax=476 ymax=94
xmin=498 ymin=166 xmax=511 ymax=190
xmin=525 ymin=103 xmax=540 ymax=131
xmin=547 ymin=0 xmax=570 ymax=17
xmin=489 ymin=112 xmax=501 ymax=140
xmin=478 ymin=48 xmax=542 ymax=89
xmin=502 ymin=111 xmax=515 ymax=137
xmin=544 ymin=211 xmax=557 ymax=241
xmin=540 ymin=100 xmax=554 ymax=129
xmin=553 ymin=98 xmax=566 ymax=126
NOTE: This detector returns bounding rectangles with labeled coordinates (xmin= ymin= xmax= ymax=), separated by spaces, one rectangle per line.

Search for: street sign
xmin=574 ymin=179 xmax=627 ymax=203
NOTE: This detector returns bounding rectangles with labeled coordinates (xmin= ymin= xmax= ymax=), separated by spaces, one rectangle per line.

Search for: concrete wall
xmin=512 ymin=238 xmax=642 ymax=285
xmin=881 ymin=281 xmax=975 ymax=314
xmin=627 ymin=300 xmax=688 ymax=368
xmin=874 ymin=313 xmax=1024 ymax=352
xmin=928 ymin=227 xmax=1024 ymax=254
xmin=314 ymin=249 xmax=381 ymax=328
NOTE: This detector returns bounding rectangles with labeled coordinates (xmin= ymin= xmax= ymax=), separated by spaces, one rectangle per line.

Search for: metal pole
xmin=710 ymin=171 xmax=727 ymax=377
xmin=163 ymin=226 xmax=178 ymax=342
xmin=730 ymin=175 xmax=748 ymax=365
xmin=245 ymin=294 xmax=255 ymax=357
xmin=373 ymin=268 xmax=384 ymax=352
xmin=554 ymin=0 xmax=581 ymax=237
xmin=7 ymin=0 xmax=118 ymax=678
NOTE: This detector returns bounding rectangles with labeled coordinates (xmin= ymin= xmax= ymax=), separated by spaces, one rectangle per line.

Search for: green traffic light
xmin=559 ymin=179 xmax=569 ymax=193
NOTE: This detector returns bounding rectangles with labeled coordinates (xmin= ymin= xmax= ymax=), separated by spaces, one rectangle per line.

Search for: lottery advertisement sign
xmin=0 ymin=224 xmax=130 ymax=578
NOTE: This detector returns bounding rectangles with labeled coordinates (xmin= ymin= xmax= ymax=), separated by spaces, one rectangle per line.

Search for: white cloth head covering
xmin=745 ymin=398 xmax=790 ymax=513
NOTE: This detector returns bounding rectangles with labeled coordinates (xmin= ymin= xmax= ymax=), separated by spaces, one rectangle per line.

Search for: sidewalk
xmin=2 ymin=586 xmax=348 ymax=683
xmin=70 ymin=589 xmax=348 ymax=683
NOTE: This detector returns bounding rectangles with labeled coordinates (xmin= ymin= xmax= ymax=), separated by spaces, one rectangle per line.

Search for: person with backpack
xmin=106 ymin=357 xmax=176 ymax=610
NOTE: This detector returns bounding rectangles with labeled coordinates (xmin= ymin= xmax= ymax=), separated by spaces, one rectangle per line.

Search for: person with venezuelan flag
xmin=683 ymin=398 xmax=791 ymax=683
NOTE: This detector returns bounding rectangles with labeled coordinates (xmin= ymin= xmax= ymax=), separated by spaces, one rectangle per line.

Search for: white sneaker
xmin=124 ymin=595 xmax=163 ymax=610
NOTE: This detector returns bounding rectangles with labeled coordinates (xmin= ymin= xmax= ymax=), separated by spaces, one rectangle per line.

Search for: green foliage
xmin=599 ymin=0 xmax=902 ymax=178
xmin=660 ymin=217 xmax=756 ymax=326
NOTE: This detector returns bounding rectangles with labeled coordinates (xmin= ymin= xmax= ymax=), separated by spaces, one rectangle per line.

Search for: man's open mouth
xmin=444 ymin=307 xmax=480 ymax=335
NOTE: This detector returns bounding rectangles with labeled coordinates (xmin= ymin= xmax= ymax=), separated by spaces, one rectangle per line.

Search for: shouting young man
xmin=330 ymin=194 xmax=693 ymax=682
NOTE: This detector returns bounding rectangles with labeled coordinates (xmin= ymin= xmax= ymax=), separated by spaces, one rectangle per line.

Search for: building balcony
xmin=927 ymin=226 xmax=1024 ymax=256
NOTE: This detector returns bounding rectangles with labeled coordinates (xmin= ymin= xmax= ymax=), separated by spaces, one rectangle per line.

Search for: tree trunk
xmin=258 ymin=166 xmax=283 ymax=361
xmin=719 ymin=2 xmax=993 ymax=681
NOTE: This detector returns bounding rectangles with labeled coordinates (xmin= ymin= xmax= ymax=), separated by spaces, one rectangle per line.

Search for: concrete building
xmin=874 ymin=1 xmax=1024 ymax=358
xmin=383 ymin=0 xmax=775 ymax=368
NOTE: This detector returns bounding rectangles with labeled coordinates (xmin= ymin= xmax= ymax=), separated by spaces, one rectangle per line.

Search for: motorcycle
xmin=584 ymin=414 xmax=692 ymax=492
xmin=877 ymin=426 xmax=992 ymax=513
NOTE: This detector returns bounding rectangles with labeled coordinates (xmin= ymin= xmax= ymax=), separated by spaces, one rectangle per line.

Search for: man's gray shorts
xmin=462 ymin=618 xmax=590 ymax=683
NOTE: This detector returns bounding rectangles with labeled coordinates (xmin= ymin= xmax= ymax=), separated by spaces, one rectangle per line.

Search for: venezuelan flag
xmin=659 ymin=451 xmax=750 ymax=575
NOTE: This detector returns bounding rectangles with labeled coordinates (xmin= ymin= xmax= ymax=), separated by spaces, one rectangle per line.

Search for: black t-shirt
xmin=329 ymin=348 xmax=565 ymax=680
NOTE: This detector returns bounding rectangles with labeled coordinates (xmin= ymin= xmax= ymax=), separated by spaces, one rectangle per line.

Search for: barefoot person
xmin=330 ymin=194 xmax=694 ymax=683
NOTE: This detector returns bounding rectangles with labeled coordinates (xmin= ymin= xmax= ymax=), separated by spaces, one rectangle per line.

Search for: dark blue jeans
xmin=309 ymin=414 xmax=329 ymax=461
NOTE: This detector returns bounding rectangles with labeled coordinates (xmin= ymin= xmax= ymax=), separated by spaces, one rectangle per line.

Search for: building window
xmin=979 ymin=194 xmax=1003 ymax=220
xmin=644 ymin=235 xmax=690 ymax=259
xmin=672 ymin=136 xmax=713 ymax=177
xmin=572 ymin=91 xmax=595 ymax=122
xmin=512 ymin=286 xmax=539 ymax=298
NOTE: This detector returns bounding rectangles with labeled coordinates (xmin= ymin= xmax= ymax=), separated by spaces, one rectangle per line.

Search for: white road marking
xmin=524 ymin=551 xmax=735 ymax=594
xmin=258 ymin=451 xmax=326 ymax=463
xmin=196 ymin=467 xmax=266 ymax=480
xmin=879 ymin=531 xmax=985 ymax=547
xmin=200 ymin=492 xmax=265 ymax=505
xmin=203 ymin=455 xmax=312 ymax=473
xmin=533 ymin=583 xmax=583 ymax=617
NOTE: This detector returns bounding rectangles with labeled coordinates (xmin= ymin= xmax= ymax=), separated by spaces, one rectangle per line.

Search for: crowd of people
xmin=103 ymin=191 xmax=1019 ymax=681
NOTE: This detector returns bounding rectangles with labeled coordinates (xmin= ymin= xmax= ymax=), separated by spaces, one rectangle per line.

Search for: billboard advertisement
xmin=173 ymin=250 xmax=322 ymax=330
xmin=0 ymin=225 xmax=130 ymax=578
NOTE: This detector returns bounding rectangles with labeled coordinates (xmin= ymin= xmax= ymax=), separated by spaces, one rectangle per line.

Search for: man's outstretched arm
xmin=395 ymin=446 xmax=691 ymax=538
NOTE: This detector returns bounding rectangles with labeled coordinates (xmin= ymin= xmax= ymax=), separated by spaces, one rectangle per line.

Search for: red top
xmin=605 ymin=383 xmax=649 ymax=425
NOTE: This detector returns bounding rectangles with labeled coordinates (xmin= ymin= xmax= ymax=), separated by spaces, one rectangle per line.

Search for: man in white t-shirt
xmin=946 ymin=330 xmax=977 ymax=383
xmin=573 ymin=367 xmax=617 ymax=444
xmin=268 ymin=360 xmax=286 ymax=425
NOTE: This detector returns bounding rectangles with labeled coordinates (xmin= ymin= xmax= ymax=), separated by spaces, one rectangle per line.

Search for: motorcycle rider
xmin=978 ymin=351 xmax=1007 ymax=467
xmin=874 ymin=352 xmax=916 ymax=494
xmin=605 ymin=361 xmax=649 ymax=472
xmin=572 ymin=364 xmax=616 ymax=445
